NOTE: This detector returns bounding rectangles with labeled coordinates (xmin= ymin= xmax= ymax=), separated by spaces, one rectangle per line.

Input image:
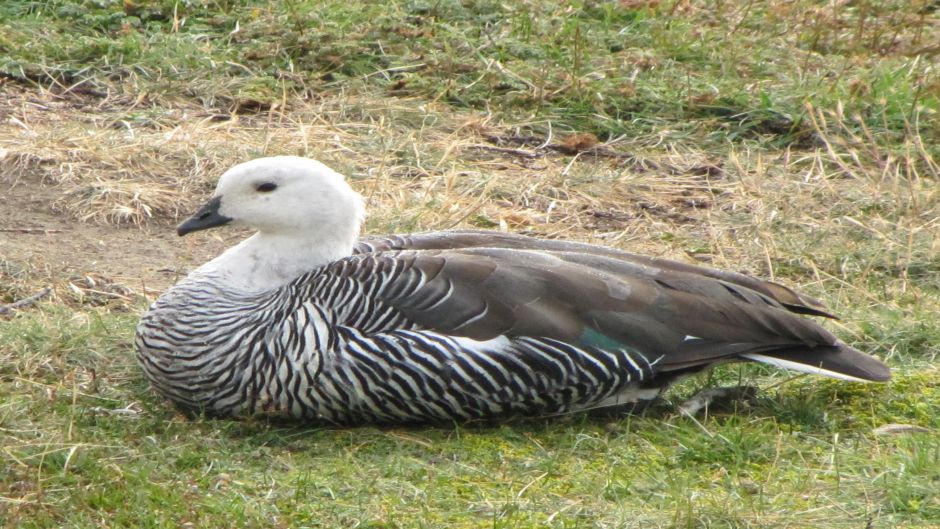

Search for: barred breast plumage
xmin=135 ymin=156 xmax=890 ymax=424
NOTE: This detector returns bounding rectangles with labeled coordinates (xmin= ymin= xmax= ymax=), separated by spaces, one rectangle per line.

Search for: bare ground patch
xmin=0 ymin=170 xmax=235 ymax=295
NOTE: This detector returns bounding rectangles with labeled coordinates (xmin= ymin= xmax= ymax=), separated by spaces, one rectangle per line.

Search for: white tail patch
xmin=683 ymin=335 xmax=701 ymax=342
xmin=741 ymin=353 xmax=869 ymax=382
xmin=573 ymin=386 xmax=662 ymax=412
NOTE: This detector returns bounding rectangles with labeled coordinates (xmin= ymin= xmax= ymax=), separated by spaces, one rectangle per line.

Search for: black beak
xmin=177 ymin=196 xmax=233 ymax=236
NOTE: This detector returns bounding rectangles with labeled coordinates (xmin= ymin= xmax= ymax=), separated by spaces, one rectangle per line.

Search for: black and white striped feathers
xmin=136 ymin=157 xmax=890 ymax=424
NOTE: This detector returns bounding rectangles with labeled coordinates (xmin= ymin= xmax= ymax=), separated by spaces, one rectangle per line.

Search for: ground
xmin=1 ymin=84 xmax=238 ymax=293
xmin=1 ymin=166 xmax=209 ymax=291
xmin=1 ymin=1 xmax=939 ymax=528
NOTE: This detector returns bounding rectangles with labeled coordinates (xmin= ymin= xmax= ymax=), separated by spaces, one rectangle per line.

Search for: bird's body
xmin=136 ymin=157 xmax=890 ymax=424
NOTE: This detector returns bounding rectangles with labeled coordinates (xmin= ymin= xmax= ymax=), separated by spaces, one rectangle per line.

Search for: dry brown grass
xmin=1 ymin=82 xmax=736 ymax=249
xmin=1 ymin=82 xmax=937 ymax=325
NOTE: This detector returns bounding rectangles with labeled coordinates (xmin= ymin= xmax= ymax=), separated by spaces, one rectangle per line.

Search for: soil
xmin=0 ymin=83 xmax=257 ymax=298
xmin=0 ymin=166 xmax=242 ymax=295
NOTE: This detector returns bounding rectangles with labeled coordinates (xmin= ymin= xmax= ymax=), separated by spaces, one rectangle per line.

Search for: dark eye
xmin=256 ymin=182 xmax=278 ymax=193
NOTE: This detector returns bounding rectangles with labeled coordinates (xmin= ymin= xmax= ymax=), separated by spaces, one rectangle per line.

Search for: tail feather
xmin=742 ymin=343 xmax=890 ymax=382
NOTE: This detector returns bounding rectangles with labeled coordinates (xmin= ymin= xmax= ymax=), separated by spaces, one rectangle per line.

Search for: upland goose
xmin=136 ymin=156 xmax=890 ymax=423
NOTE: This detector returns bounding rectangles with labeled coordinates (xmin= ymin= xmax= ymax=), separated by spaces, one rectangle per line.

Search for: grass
xmin=1 ymin=0 xmax=939 ymax=527
xmin=1 ymin=306 xmax=938 ymax=527
xmin=2 ymin=0 xmax=937 ymax=145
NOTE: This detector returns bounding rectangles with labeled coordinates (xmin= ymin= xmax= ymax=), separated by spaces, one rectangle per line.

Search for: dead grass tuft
xmin=53 ymin=179 xmax=183 ymax=225
xmin=0 ymin=148 xmax=55 ymax=183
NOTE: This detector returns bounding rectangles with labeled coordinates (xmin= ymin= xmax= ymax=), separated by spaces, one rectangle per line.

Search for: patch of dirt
xmin=0 ymin=83 xmax=248 ymax=299
xmin=0 ymin=173 xmax=240 ymax=295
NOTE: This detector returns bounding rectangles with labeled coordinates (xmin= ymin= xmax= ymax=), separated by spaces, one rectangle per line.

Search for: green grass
xmin=1 ymin=307 xmax=938 ymax=528
xmin=2 ymin=0 xmax=937 ymax=147
xmin=2 ymin=0 xmax=939 ymax=527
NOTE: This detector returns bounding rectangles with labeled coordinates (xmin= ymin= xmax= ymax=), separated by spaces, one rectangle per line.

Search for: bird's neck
xmin=189 ymin=230 xmax=357 ymax=293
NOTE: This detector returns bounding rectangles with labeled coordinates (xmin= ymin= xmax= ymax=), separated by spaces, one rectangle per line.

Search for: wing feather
xmin=333 ymin=233 xmax=888 ymax=382
xmin=356 ymin=230 xmax=834 ymax=318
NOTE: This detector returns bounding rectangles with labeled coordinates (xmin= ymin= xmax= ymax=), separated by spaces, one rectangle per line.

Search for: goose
xmin=135 ymin=156 xmax=890 ymax=423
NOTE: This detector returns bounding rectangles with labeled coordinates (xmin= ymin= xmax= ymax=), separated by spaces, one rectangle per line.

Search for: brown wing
xmin=356 ymin=230 xmax=833 ymax=318
xmin=329 ymin=244 xmax=889 ymax=382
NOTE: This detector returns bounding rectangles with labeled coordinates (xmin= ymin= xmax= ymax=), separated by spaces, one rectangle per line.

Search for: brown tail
xmin=742 ymin=343 xmax=890 ymax=382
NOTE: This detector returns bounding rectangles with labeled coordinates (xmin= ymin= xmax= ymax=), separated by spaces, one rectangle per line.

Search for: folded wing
xmin=333 ymin=231 xmax=889 ymax=382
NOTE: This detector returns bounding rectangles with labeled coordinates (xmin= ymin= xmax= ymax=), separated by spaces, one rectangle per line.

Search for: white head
xmin=177 ymin=156 xmax=365 ymax=291
xmin=179 ymin=156 xmax=364 ymax=238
